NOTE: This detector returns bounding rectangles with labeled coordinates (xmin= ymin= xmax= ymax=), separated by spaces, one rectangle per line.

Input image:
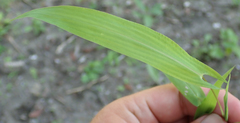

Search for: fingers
xmin=124 ymin=83 xmax=240 ymax=122
xmin=199 ymin=87 xmax=240 ymax=123
xmin=191 ymin=114 xmax=226 ymax=123
xmin=91 ymin=83 xmax=240 ymax=123
xmin=212 ymin=89 xmax=240 ymax=123
xmin=132 ymin=83 xmax=191 ymax=122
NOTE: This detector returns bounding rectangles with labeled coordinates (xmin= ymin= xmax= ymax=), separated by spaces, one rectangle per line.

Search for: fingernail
xmin=201 ymin=114 xmax=226 ymax=123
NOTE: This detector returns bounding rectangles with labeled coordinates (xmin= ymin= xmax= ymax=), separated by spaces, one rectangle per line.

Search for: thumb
xmin=192 ymin=113 xmax=226 ymax=123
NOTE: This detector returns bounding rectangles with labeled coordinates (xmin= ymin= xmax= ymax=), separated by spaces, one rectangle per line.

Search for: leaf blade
xmin=194 ymin=67 xmax=234 ymax=119
xmin=13 ymin=6 xmax=224 ymax=89
xmin=165 ymin=74 xmax=206 ymax=106
xmin=224 ymin=74 xmax=231 ymax=121
xmin=146 ymin=64 xmax=160 ymax=82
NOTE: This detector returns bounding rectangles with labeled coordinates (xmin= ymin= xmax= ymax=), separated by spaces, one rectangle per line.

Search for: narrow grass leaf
xmin=146 ymin=64 xmax=160 ymax=82
xmin=165 ymin=74 xmax=206 ymax=106
xmin=224 ymin=74 xmax=231 ymax=121
xmin=194 ymin=67 xmax=234 ymax=119
xmin=13 ymin=6 xmax=225 ymax=89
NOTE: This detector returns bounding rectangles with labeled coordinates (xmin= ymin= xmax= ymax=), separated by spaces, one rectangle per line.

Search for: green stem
xmin=202 ymin=77 xmax=224 ymax=116
xmin=211 ymin=89 xmax=224 ymax=116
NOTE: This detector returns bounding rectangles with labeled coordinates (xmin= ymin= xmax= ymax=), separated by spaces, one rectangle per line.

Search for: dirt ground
xmin=0 ymin=0 xmax=240 ymax=123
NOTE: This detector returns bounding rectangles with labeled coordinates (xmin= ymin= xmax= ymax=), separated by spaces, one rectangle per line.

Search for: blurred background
xmin=0 ymin=0 xmax=240 ymax=122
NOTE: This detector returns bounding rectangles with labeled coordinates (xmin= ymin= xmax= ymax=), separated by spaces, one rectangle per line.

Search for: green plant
xmin=232 ymin=0 xmax=240 ymax=6
xmin=17 ymin=54 xmax=26 ymax=60
xmin=191 ymin=29 xmax=240 ymax=61
xmin=124 ymin=57 xmax=140 ymax=66
xmin=191 ymin=34 xmax=221 ymax=61
xmin=13 ymin=6 xmax=234 ymax=121
xmin=8 ymin=71 xmax=18 ymax=78
xmin=6 ymin=83 xmax=13 ymax=91
xmin=133 ymin=0 xmax=162 ymax=82
xmin=88 ymin=1 xmax=97 ymax=9
xmin=194 ymin=67 xmax=233 ymax=119
xmin=146 ymin=64 xmax=160 ymax=83
xmin=0 ymin=0 xmax=15 ymax=10
xmin=75 ymin=0 xmax=83 ymax=4
xmin=0 ymin=12 xmax=11 ymax=38
xmin=4 ymin=56 xmax=12 ymax=62
xmin=117 ymin=85 xmax=125 ymax=92
xmin=81 ymin=50 xmax=121 ymax=83
xmin=29 ymin=67 xmax=38 ymax=79
xmin=103 ymin=50 xmax=120 ymax=66
xmin=81 ymin=60 xmax=104 ymax=83
xmin=0 ymin=44 xmax=6 ymax=55
xmin=220 ymin=28 xmax=240 ymax=58
xmin=133 ymin=0 xmax=163 ymax=28
xmin=123 ymin=77 xmax=129 ymax=84
xmin=24 ymin=19 xmax=45 ymax=35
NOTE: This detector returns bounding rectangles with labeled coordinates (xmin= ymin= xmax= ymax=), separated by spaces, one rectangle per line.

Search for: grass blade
xmin=146 ymin=64 xmax=160 ymax=82
xmin=166 ymin=74 xmax=206 ymax=106
xmin=12 ymin=6 xmax=225 ymax=89
xmin=224 ymin=74 xmax=231 ymax=121
xmin=194 ymin=67 xmax=234 ymax=119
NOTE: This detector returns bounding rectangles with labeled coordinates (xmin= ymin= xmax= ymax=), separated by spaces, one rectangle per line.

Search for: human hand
xmin=91 ymin=83 xmax=240 ymax=123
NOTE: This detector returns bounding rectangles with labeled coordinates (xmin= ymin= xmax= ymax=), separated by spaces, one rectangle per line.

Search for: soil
xmin=0 ymin=0 xmax=239 ymax=123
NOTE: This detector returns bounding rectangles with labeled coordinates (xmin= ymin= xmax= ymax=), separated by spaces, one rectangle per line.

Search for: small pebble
xmin=236 ymin=64 xmax=240 ymax=70
xmin=136 ymin=84 xmax=142 ymax=89
xmin=161 ymin=4 xmax=167 ymax=9
xmin=29 ymin=55 xmax=38 ymax=60
xmin=54 ymin=58 xmax=61 ymax=64
xmin=78 ymin=56 xmax=86 ymax=63
xmin=184 ymin=1 xmax=191 ymax=7
xmin=20 ymin=114 xmax=27 ymax=120
xmin=212 ymin=22 xmax=221 ymax=29
xmin=126 ymin=0 xmax=132 ymax=5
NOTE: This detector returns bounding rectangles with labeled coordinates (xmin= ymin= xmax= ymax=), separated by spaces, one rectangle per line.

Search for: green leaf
xmin=0 ymin=45 xmax=6 ymax=55
xmin=204 ymin=34 xmax=212 ymax=43
xmin=209 ymin=44 xmax=225 ymax=59
xmin=143 ymin=15 xmax=153 ymax=27
xmin=134 ymin=0 xmax=146 ymax=12
xmin=224 ymin=74 xmax=231 ymax=121
xmin=232 ymin=0 xmax=240 ymax=5
xmin=146 ymin=64 xmax=160 ymax=82
xmin=150 ymin=3 xmax=163 ymax=16
xmin=192 ymin=39 xmax=200 ymax=47
xmin=13 ymin=6 xmax=225 ymax=89
xmin=81 ymin=74 xmax=89 ymax=84
xmin=220 ymin=28 xmax=238 ymax=43
xmin=194 ymin=67 xmax=234 ymax=119
xmin=29 ymin=67 xmax=38 ymax=79
xmin=117 ymin=85 xmax=125 ymax=92
xmin=165 ymin=74 xmax=206 ymax=106
xmin=132 ymin=11 xmax=142 ymax=19
xmin=233 ymin=47 xmax=240 ymax=58
xmin=0 ymin=12 xmax=3 ymax=21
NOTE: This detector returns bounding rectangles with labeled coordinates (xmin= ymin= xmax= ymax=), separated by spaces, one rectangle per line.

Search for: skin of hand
xmin=91 ymin=83 xmax=240 ymax=123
